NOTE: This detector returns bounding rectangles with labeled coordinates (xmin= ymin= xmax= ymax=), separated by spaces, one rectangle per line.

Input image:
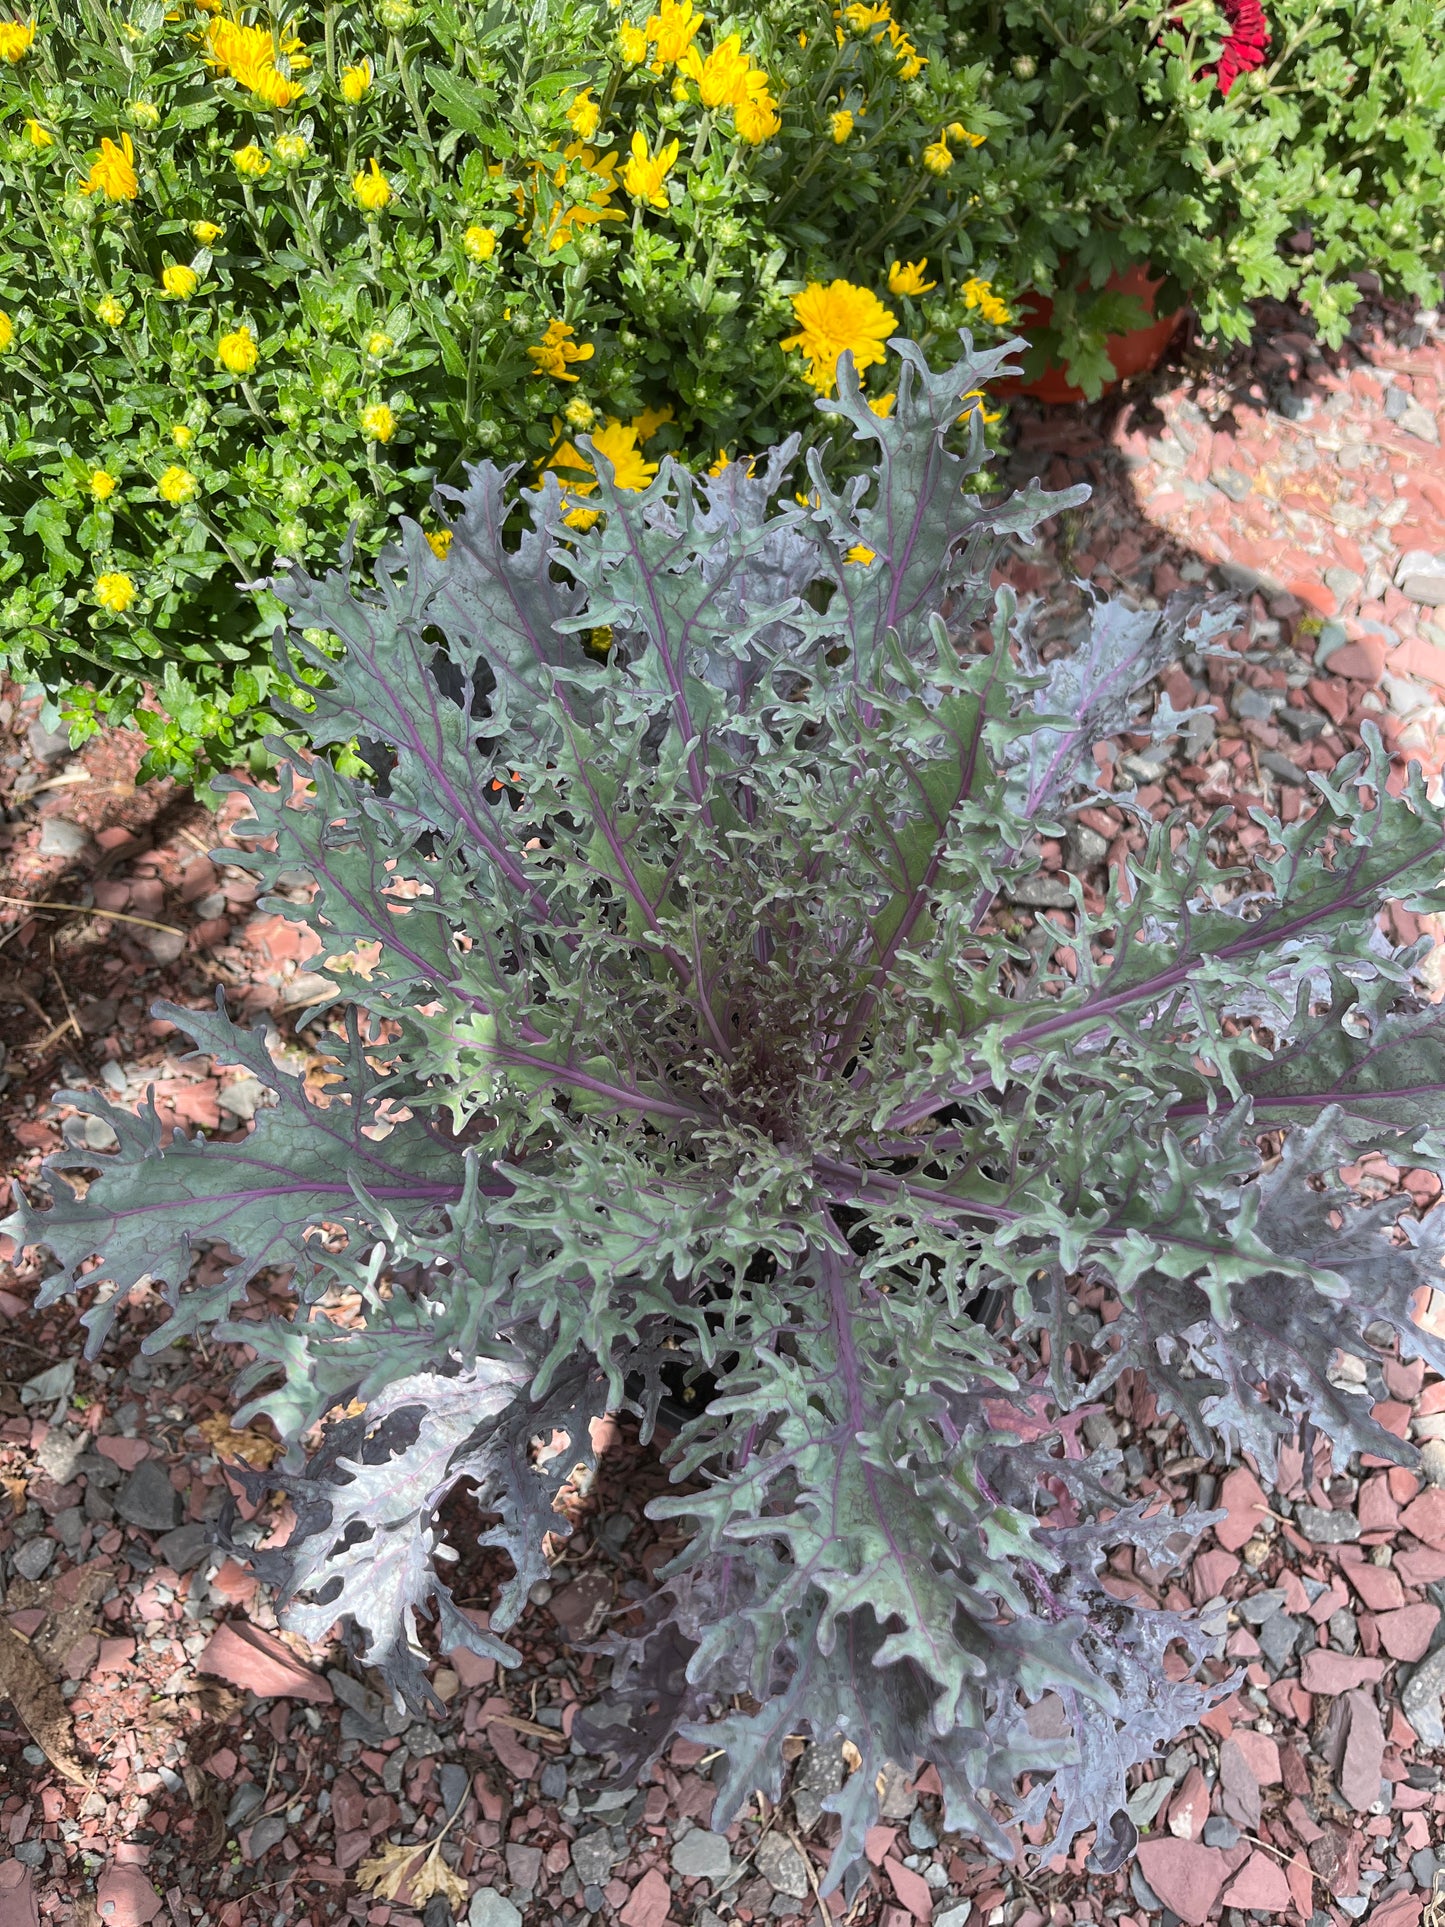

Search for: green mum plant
xmin=940 ymin=0 xmax=1445 ymax=396
xmin=0 ymin=0 xmax=1012 ymax=780
xmin=16 ymin=336 xmax=1445 ymax=1883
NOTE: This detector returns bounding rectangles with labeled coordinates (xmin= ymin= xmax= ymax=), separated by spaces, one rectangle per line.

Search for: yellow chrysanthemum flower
xmin=233 ymin=142 xmax=270 ymax=179
xmin=565 ymin=396 xmax=597 ymax=431
xmin=24 ymin=117 xmax=52 ymax=146
xmin=887 ymin=258 xmax=935 ymax=297
xmin=80 ymin=133 xmax=139 ymax=201
xmin=922 ymin=137 xmax=953 ymax=175
xmin=734 ymin=87 xmax=781 ymax=144
xmin=645 ymin=0 xmax=703 ymax=66
xmin=0 ymin=311 xmax=12 ymax=353
xmin=366 ymin=331 xmax=393 ymax=359
xmin=89 ymin=467 xmax=117 ymax=500
xmin=528 ymin=318 xmax=594 ymax=383
xmin=217 ymin=325 xmax=259 ymax=374
xmin=129 ymin=99 xmax=160 ymax=128
xmin=869 ymin=392 xmax=896 ymax=418
xmin=463 ymin=224 xmax=498 ymax=262
xmin=205 ymin=15 xmax=304 ymax=108
xmin=618 ymin=18 xmax=647 ymax=62
xmin=360 ymin=402 xmax=396 ymax=442
xmin=962 ymin=277 xmax=1011 ymax=326
xmin=274 ymin=131 xmax=309 ymax=166
xmin=958 ymin=387 xmax=1004 ymax=425
xmin=192 ymin=219 xmax=224 ymax=245
xmin=171 ymin=424 xmax=194 ymax=448
xmin=947 ymin=121 xmax=986 ymax=147
xmin=829 ymin=109 xmax=854 ymax=143
xmin=95 ymin=571 xmax=136 ymax=613
xmin=426 ymin=529 xmax=452 ymax=558
xmin=161 ymin=263 xmax=198 ymax=299
xmin=680 ymin=33 xmax=753 ymax=109
xmin=620 ymin=130 xmax=679 ymax=209
xmin=158 ymin=465 xmax=197 ymax=504
xmin=340 ymin=59 xmax=371 ymax=102
xmin=353 ymin=158 xmax=392 ymax=212
xmin=0 ymin=15 xmax=35 ymax=60
xmin=845 ymin=543 xmax=877 ymax=565
xmin=96 ymin=295 xmax=126 ymax=327
xmin=590 ymin=418 xmax=658 ymax=491
xmin=631 ymin=402 xmax=674 ymax=441
xmin=780 ymin=280 xmax=897 ymax=395
xmin=566 ymin=87 xmax=601 ymax=139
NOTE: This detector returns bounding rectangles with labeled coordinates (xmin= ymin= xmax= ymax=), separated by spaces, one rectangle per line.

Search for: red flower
xmin=1215 ymin=0 xmax=1269 ymax=94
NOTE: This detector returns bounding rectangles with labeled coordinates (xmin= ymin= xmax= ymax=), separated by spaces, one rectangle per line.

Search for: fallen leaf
xmin=0 ymin=1622 xmax=89 ymax=1786
xmin=354 ymin=1839 xmax=466 ymax=1911
xmin=196 ymin=1412 xmax=282 ymax=1468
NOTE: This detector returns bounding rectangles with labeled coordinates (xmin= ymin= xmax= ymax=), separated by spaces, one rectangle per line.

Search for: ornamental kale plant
xmin=17 ymin=335 xmax=1445 ymax=1882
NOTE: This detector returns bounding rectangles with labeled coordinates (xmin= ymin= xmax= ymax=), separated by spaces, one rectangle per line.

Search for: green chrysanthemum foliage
xmin=16 ymin=334 xmax=1445 ymax=1884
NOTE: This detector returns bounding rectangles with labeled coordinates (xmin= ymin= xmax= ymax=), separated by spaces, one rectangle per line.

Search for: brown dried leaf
xmin=0 ymin=1621 xmax=89 ymax=1785
xmin=354 ymin=1840 xmax=467 ymax=1910
xmin=196 ymin=1411 xmax=282 ymax=1468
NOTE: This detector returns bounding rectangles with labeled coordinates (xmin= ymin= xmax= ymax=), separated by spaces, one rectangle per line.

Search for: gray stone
xmin=1120 ymin=751 xmax=1169 ymax=784
xmin=1210 ymin=466 xmax=1253 ymax=502
xmin=468 ymin=1894 xmax=522 ymax=1927
xmin=115 ymin=1459 xmax=184 ymax=1532
xmin=53 ymin=1507 xmax=85 ymax=1551
xmin=538 ymin=1759 xmax=568 ymax=1802
xmin=756 ymin=1832 xmax=810 ymax=1900
xmin=1315 ymin=617 xmax=1350 ymax=666
xmin=791 ymin=1738 xmax=846 ymax=1831
xmin=226 ymin=1781 xmax=266 ymax=1828
xmin=671 ymin=1827 xmax=733 ymax=1881
xmin=1261 ymin=750 xmax=1309 ymax=787
xmin=1184 ymin=709 xmax=1217 ymax=758
xmin=437 ymin=1763 xmax=472 ymax=1818
xmin=1067 ymin=823 xmax=1109 ymax=870
xmin=876 ymin=1758 xmax=917 ymax=1821
xmin=1323 ymin=565 xmax=1362 ymax=603
xmin=143 ymin=928 xmax=187 ymax=966
xmin=1237 ymin=1588 xmax=1286 ymax=1625
xmin=935 ymin=1907 xmax=973 ymax=1927
xmin=20 ymin=1360 xmax=76 ymax=1408
xmin=35 ymin=1428 xmax=88 ymax=1485
xmin=12 ymin=1841 xmax=45 ymax=1868
xmin=217 ymin=1076 xmax=269 ymax=1122
xmin=244 ymin=1812 xmax=287 ymax=1861
xmin=13 ymin=1535 xmax=58 ymax=1581
xmin=1279 ymin=706 xmax=1327 ymax=741
xmin=570 ymin=1830 xmax=617 ymax=1886
xmin=1294 ymin=1504 xmax=1360 ymax=1544
xmin=37 ymin=816 xmax=92 ymax=860
xmin=1130 ymin=1861 xmax=1166 ymax=1915
xmin=1420 ymin=1438 xmax=1445 ymax=1489
xmin=1402 ymin=1645 xmax=1445 ymax=1747
xmin=1081 ymin=1412 xmax=1120 ymax=1452
xmin=1411 ymin=1848 xmax=1438 ymax=1889
xmin=1328 ymin=1607 xmax=1360 ymax=1654
xmin=1257 ymin=1611 xmax=1305 ymax=1672
xmin=1203 ymin=1816 xmax=1240 ymax=1848
xmin=1399 ymin=400 xmax=1440 ymax=444
xmin=1396 ymin=550 xmax=1445 ymax=607
xmin=504 ymin=1844 xmax=542 ymax=1892
xmin=153 ymin=1522 xmax=212 ymax=1571
xmin=1231 ymin=686 xmax=1280 ymax=722
xmin=1007 ymin=873 xmax=1074 ymax=909
xmin=26 ymin=719 xmax=70 ymax=762
xmin=907 ymin=1809 xmax=938 ymax=1851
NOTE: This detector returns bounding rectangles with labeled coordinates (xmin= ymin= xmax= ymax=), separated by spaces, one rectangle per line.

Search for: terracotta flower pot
xmin=1001 ymin=263 xmax=1186 ymax=407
